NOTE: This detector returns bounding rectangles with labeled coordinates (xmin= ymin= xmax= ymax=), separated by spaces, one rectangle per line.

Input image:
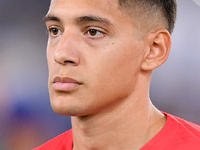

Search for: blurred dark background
xmin=0 ymin=0 xmax=200 ymax=149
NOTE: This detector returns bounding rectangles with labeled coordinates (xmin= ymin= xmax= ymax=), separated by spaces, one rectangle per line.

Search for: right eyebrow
xmin=44 ymin=14 xmax=61 ymax=23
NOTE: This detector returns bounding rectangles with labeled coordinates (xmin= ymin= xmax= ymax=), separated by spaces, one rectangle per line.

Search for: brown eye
xmin=88 ymin=29 xmax=98 ymax=36
xmin=49 ymin=27 xmax=61 ymax=37
xmin=51 ymin=28 xmax=59 ymax=35
xmin=87 ymin=29 xmax=104 ymax=38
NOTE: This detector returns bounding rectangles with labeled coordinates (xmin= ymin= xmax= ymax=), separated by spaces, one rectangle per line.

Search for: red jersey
xmin=34 ymin=113 xmax=200 ymax=150
xmin=141 ymin=112 xmax=200 ymax=150
xmin=33 ymin=130 xmax=73 ymax=150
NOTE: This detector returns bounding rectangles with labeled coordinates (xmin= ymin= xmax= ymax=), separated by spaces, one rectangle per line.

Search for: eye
xmin=87 ymin=29 xmax=104 ymax=38
xmin=49 ymin=27 xmax=62 ymax=37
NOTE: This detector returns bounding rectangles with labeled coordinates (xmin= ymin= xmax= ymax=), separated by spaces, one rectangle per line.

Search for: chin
xmin=50 ymin=97 xmax=89 ymax=117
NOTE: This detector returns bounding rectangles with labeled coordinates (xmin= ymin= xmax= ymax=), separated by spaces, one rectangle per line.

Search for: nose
xmin=54 ymin=32 xmax=80 ymax=66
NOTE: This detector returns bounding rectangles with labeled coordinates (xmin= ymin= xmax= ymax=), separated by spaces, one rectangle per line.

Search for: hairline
xmin=117 ymin=0 xmax=174 ymax=34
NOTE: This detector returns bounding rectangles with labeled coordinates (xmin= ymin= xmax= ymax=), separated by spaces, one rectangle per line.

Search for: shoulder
xmin=33 ymin=129 xmax=73 ymax=150
xmin=141 ymin=112 xmax=200 ymax=150
xmin=166 ymin=112 xmax=200 ymax=137
xmin=166 ymin=113 xmax=200 ymax=147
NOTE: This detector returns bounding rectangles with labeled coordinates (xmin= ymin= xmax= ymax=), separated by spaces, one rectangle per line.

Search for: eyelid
xmin=84 ymin=27 xmax=106 ymax=38
xmin=48 ymin=26 xmax=63 ymax=37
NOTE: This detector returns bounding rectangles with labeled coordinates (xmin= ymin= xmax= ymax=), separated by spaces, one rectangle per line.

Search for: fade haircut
xmin=119 ymin=0 xmax=177 ymax=34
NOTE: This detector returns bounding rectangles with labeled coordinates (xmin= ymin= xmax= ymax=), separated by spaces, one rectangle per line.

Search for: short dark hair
xmin=119 ymin=0 xmax=177 ymax=34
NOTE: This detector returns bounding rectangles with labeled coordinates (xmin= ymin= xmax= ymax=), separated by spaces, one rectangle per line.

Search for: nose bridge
xmin=54 ymin=30 xmax=80 ymax=65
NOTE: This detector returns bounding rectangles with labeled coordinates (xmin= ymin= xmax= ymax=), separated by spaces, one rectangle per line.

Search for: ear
xmin=141 ymin=29 xmax=171 ymax=71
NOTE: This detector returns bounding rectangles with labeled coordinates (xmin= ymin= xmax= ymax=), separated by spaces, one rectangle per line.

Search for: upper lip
xmin=53 ymin=76 xmax=82 ymax=84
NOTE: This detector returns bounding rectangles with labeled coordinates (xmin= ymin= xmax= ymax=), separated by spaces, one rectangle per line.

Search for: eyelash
xmin=48 ymin=27 xmax=62 ymax=37
xmin=47 ymin=26 xmax=105 ymax=39
xmin=85 ymin=29 xmax=105 ymax=38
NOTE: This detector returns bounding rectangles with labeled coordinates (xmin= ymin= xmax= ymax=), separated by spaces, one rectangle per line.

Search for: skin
xmin=45 ymin=0 xmax=172 ymax=149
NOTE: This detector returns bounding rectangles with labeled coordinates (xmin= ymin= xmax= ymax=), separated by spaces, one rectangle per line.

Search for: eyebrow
xmin=44 ymin=14 xmax=112 ymax=26
xmin=44 ymin=15 xmax=61 ymax=22
xmin=76 ymin=15 xmax=112 ymax=26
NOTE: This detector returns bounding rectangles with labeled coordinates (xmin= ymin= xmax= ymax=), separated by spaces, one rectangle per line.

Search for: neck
xmin=71 ymin=98 xmax=166 ymax=150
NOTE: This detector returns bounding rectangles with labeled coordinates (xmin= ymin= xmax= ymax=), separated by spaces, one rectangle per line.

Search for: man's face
xmin=45 ymin=0 xmax=146 ymax=117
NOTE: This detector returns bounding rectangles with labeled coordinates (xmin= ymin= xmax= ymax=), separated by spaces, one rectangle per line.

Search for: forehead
xmin=49 ymin=0 xmax=119 ymax=11
xmin=47 ymin=0 xmax=128 ymax=24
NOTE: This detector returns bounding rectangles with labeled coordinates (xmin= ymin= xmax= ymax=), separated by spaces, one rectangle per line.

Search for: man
xmin=34 ymin=0 xmax=200 ymax=149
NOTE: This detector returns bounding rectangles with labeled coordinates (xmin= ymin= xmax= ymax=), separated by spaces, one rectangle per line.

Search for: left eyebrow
xmin=76 ymin=15 xmax=112 ymax=26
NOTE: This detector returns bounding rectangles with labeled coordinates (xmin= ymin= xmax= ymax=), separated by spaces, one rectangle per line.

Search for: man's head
xmin=45 ymin=0 xmax=176 ymax=117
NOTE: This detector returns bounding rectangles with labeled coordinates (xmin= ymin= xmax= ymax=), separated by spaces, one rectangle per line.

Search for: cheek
xmin=46 ymin=44 xmax=56 ymax=70
xmin=46 ymin=37 xmax=59 ymax=65
xmin=89 ymin=43 xmax=143 ymax=94
xmin=46 ymin=42 xmax=51 ymax=65
xmin=102 ymin=44 xmax=142 ymax=76
xmin=46 ymin=46 xmax=57 ymax=87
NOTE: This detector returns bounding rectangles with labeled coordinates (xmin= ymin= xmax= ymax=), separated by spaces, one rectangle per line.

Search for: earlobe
xmin=141 ymin=29 xmax=171 ymax=71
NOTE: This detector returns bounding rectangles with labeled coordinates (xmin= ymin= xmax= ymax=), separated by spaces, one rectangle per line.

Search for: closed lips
xmin=52 ymin=76 xmax=82 ymax=91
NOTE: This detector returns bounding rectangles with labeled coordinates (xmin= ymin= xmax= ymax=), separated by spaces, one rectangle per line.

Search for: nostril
xmin=54 ymin=48 xmax=79 ymax=66
xmin=64 ymin=60 xmax=75 ymax=64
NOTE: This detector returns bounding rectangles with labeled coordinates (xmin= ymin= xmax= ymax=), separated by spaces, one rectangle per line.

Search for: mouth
xmin=52 ymin=76 xmax=82 ymax=92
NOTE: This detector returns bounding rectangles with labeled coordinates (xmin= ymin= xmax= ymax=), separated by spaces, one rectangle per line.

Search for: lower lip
xmin=52 ymin=82 xmax=80 ymax=91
